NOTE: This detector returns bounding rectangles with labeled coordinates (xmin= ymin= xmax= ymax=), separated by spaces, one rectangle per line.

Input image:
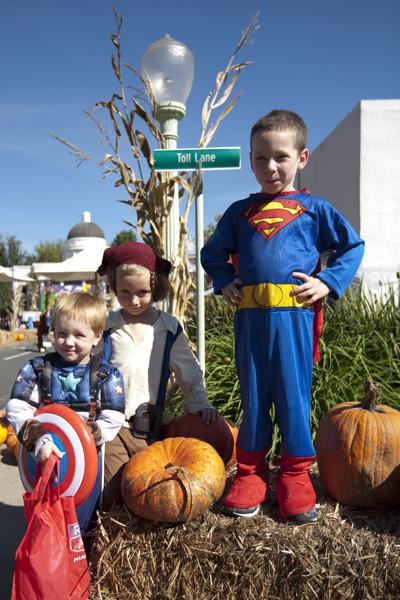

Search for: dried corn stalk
xmin=52 ymin=9 xmax=259 ymax=324
xmin=11 ymin=284 xmax=23 ymax=331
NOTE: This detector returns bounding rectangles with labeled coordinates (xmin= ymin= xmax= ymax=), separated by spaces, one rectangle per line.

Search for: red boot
xmin=275 ymin=451 xmax=317 ymax=524
xmin=222 ymin=447 xmax=268 ymax=517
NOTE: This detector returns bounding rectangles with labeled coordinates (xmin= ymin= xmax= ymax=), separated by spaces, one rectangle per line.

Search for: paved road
xmin=0 ymin=340 xmax=42 ymax=409
xmin=0 ymin=452 xmax=25 ymax=600
xmin=0 ymin=340 xmax=48 ymax=600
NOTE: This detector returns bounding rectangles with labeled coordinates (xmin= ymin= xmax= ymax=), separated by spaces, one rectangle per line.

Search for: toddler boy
xmin=7 ymin=292 xmax=126 ymax=533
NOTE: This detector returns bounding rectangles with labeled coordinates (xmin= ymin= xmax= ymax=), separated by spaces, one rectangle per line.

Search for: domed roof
xmin=67 ymin=211 xmax=105 ymax=240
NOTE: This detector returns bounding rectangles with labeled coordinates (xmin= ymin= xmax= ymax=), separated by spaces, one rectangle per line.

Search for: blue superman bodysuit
xmin=201 ymin=191 xmax=364 ymax=457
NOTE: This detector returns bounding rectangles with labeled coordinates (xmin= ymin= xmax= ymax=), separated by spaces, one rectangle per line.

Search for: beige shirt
xmin=101 ymin=309 xmax=212 ymax=422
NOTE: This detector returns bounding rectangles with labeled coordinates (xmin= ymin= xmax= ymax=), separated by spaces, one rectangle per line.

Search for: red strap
xmin=312 ymin=299 xmax=323 ymax=364
xmin=87 ymin=400 xmax=97 ymax=425
xmin=311 ymin=258 xmax=324 ymax=364
xmin=230 ymin=253 xmax=239 ymax=274
xmin=35 ymin=454 xmax=60 ymax=502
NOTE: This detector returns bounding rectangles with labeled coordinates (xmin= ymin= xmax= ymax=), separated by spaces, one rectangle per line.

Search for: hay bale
xmin=90 ymin=468 xmax=400 ymax=600
xmin=0 ymin=329 xmax=37 ymax=347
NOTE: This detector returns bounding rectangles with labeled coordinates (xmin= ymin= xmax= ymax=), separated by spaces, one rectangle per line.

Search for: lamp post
xmin=142 ymin=36 xmax=206 ymax=371
xmin=142 ymin=34 xmax=194 ymax=260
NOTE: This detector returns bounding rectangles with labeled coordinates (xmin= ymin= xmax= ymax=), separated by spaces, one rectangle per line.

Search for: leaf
xmin=145 ymin=171 xmax=158 ymax=193
xmin=132 ymin=98 xmax=161 ymax=139
xmin=101 ymin=165 xmax=119 ymax=179
xmin=211 ymin=69 xmax=240 ymax=110
xmin=172 ymin=175 xmax=192 ymax=193
xmin=111 ymin=53 xmax=122 ymax=84
xmin=49 ymin=133 xmax=93 ymax=166
xmin=230 ymin=61 xmax=253 ymax=71
xmin=111 ymin=34 xmax=120 ymax=49
xmin=132 ymin=98 xmax=150 ymax=121
xmin=118 ymin=160 xmax=135 ymax=189
xmin=215 ymin=70 xmax=227 ymax=89
xmin=135 ymin=130 xmax=153 ymax=165
xmin=124 ymin=63 xmax=147 ymax=87
xmin=95 ymin=99 xmax=123 ymax=138
xmin=201 ymin=94 xmax=241 ymax=147
xmin=201 ymin=93 xmax=212 ymax=130
xmin=111 ymin=7 xmax=123 ymax=38
xmin=122 ymin=220 xmax=136 ymax=229
xmin=82 ymin=109 xmax=107 ymax=136
xmin=100 ymin=153 xmax=116 ymax=166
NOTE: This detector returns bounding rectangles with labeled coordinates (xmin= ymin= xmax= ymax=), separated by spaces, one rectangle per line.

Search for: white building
xmin=299 ymin=99 xmax=400 ymax=293
xmin=63 ymin=210 xmax=107 ymax=260
xmin=32 ymin=211 xmax=108 ymax=282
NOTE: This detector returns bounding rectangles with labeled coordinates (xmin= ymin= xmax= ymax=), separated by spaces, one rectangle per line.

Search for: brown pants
xmin=103 ymin=427 xmax=148 ymax=509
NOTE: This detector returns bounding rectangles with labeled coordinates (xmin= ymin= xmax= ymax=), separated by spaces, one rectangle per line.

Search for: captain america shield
xmin=18 ymin=404 xmax=98 ymax=507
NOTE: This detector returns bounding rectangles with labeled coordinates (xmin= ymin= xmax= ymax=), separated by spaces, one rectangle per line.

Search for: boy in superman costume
xmin=201 ymin=110 xmax=364 ymax=523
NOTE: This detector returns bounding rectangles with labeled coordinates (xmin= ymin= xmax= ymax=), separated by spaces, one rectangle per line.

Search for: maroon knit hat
xmin=97 ymin=242 xmax=171 ymax=277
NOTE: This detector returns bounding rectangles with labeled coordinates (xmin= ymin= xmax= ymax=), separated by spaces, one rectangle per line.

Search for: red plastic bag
xmin=11 ymin=454 xmax=90 ymax=600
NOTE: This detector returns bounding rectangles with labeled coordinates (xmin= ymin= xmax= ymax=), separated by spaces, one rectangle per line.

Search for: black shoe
xmin=286 ymin=508 xmax=318 ymax=525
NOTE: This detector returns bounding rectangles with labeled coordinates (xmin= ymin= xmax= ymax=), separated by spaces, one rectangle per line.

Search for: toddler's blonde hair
xmin=52 ymin=292 xmax=107 ymax=336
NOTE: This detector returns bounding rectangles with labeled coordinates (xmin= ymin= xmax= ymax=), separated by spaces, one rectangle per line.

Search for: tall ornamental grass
xmin=170 ymin=287 xmax=400 ymax=447
xmin=311 ymin=286 xmax=400 ymax=433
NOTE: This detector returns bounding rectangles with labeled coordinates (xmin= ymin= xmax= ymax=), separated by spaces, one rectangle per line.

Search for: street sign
xmin=153 ymin=147 xmax=241 ymax=171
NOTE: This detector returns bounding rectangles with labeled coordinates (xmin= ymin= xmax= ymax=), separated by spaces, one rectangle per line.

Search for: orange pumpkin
xmin=6 ymin=424 xmax=19 ymax=460
xmin=316 ymin=380 xmax=400 ymax=509
xmin=163 ymin=413 xmax=238 ymax=468
xmin=12 ymin=439 xmax=20 ymax=460
xmin=0 ymin=424 xmax=7 ymax=445
xmin=121 ymin=437 xmax=226 ymax=522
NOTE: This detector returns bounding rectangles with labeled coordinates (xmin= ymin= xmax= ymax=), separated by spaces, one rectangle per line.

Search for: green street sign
xmin=153 ymin=147 xmax=241 ymax=171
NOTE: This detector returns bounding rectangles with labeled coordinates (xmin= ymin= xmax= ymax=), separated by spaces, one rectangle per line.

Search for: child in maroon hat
xmin=97 ymin=241 xmax=217 ymax=507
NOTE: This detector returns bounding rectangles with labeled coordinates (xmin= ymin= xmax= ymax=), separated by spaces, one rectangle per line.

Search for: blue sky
xmin=1 ymin=0 xmax=399 ymax=254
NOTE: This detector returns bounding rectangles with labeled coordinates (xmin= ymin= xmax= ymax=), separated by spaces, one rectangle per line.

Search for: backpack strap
xmin=87 ymin=355 xmax=111 ymax=424
xmin=102 ymin=328 xmax=113 ymax=363
xmin=155 ymin=323 xmax=183 ymax=409
xmin=30 ymin=353 xmax=56 ymax=405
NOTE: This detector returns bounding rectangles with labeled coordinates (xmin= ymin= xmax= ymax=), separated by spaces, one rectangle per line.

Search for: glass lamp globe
xmin=141 ymin=34 xmax=194 ymax=106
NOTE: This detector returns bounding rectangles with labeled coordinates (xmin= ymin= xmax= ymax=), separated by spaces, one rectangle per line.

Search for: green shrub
xmin=311 ymin=286 xmax=400 ymax=434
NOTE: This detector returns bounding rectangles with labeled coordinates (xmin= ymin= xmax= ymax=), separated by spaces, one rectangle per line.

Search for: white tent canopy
xmin=31 ymin=246 xmax=106 ymax=282
xmin=0 ymin=265 xmax=34 ymax=283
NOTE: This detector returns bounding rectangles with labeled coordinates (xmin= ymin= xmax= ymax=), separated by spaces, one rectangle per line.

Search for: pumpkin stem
xmin=164 ymin=463 xmax=177 ymax=471
xmin=163 ymin=463 xmax=193 ymax=519
xmin=361 ymin=379 xmax=380 ymax=411
xmin=164 ymin=463 xmax=188 ymax=477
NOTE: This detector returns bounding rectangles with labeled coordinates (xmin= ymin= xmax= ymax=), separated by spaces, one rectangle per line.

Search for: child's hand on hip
xmin=291 ymin=272 xmax=330 ymax=306
xmin=221 ymin=278 xmax=243 ymax=307
xmin=36 ymin=441 xmax=64 ymax=464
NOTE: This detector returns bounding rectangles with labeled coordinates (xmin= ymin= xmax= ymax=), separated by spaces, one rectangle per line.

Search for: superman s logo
xmin=243 ymin=198 xmax=306 ymax=241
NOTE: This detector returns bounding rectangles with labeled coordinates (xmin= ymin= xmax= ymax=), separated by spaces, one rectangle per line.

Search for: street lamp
xmin=142 ymin=34 xmax=194 ymax=260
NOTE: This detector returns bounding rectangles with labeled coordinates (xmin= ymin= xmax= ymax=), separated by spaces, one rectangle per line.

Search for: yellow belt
xmin=238 ymin=283 xmax=305 ymax=310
